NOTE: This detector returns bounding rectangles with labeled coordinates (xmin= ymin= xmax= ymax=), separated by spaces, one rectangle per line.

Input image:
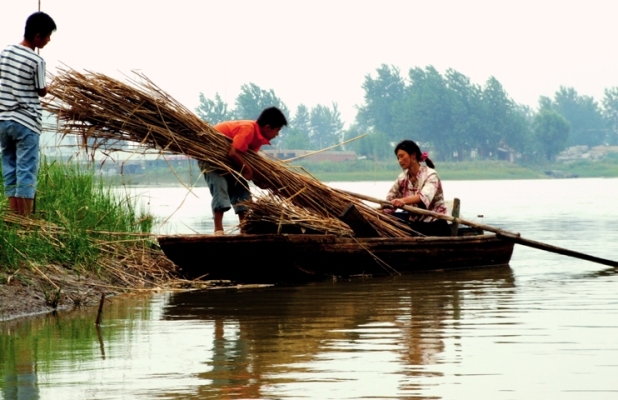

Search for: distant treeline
xmin=196 ymin=64 xmax=618 ymax=163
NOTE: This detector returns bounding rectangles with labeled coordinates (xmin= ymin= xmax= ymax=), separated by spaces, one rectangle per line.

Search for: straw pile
xmin=240 ymin=194 xmax=355 ymax=236
xmin=2 ymin=212 xmax=178 ymax=289
xmin=44 ymin=67 xmax=411 ymax=237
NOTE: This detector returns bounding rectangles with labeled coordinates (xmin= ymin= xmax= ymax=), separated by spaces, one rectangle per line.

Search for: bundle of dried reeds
xmin=240 ymin=194 xmax=355 ymax=236
xmin=45 ymin=67 xmax=410 ymax=237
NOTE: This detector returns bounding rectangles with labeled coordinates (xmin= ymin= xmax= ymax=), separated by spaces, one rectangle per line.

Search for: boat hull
xmin=157 ymin=234 xmax=515 ymax=284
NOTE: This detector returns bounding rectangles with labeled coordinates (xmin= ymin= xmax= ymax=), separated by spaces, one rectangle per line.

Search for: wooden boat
xmin=157 ymin=231 xmax=515 ymax=284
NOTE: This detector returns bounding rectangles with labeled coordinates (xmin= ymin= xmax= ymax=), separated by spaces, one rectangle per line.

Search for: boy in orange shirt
xmin=199 ymin=107 xmax=288 ymax=235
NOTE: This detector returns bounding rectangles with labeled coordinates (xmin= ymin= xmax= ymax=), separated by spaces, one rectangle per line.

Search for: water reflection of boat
xmin=161 ymin=267 xmax=516 ymax=399
xmin=157 ymin=233 xmax=514 ymax=283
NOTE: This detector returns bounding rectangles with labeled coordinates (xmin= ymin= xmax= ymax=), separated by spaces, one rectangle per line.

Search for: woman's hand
xmin=391 ymin=198 xmax=407 ymax=208
xmin=391 ymin=195 xmax=421 ymax=209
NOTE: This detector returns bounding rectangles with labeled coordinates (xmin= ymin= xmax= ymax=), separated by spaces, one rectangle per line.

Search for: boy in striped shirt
xmin=0 ymin=12 xmax=56 ymax=216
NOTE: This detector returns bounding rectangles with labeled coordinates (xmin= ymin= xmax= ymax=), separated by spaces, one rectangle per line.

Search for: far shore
xmin=96 ymin=158 xmax=618 ymax=187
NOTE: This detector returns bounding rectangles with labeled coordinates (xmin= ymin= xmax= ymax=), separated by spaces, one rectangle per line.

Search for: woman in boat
xmin=383 ymin=140 xmax=451 ymax=237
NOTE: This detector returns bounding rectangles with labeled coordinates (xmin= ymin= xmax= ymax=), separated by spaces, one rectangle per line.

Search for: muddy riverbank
xmin=0 ymin=266 xmax=159 ymax=321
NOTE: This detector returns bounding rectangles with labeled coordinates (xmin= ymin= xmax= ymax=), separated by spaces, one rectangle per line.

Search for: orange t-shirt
xmin=213 ymin=120 xmax=270 ymax=153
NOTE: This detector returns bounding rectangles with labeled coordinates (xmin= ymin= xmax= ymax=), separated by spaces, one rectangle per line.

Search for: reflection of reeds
xmin=45 ymin=67 xmax=410 ymax=237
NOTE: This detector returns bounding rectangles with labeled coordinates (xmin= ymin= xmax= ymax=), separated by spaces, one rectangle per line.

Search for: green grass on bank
xmin=438 ymin=160 xmax=546 ymax=180
xmin=0 ymin=160 xmax=154 ymax=275
xmin=551 ymin=155 xmax=618 ymax=177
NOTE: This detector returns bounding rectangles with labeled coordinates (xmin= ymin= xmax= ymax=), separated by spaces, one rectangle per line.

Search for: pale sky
xmin=2 ymin=0 xmax=616 ymax=125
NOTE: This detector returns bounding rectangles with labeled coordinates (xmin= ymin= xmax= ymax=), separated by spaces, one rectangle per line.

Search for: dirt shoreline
xmin=0 ymin=281 xmax=78 ymax=321
xmin=0 ymin=267 xmax=162 ymax=322
xmin=0 ymin=263 xmax=245 ymax=322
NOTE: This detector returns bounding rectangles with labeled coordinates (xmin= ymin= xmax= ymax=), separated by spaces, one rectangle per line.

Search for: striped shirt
xmin=0 ymin=44 xmax=46 ymax=134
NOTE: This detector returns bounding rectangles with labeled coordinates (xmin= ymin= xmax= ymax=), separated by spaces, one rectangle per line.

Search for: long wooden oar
xmin=339 ymin=189 xmax=618 ymax=268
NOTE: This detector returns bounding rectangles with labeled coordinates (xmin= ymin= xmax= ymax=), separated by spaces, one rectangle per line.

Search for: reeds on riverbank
xmin=44 ymin=67 xmax=411 ymax=237
xmin=0 ymin=160 xmax=177 ymax=296
xmin=2 ymin=211 xmax=175 ymax=287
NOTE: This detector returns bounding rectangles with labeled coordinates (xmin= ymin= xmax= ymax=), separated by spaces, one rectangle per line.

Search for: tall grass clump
xmin=0 ymin=158 xmax=155 ymax=276
xmin=38 ymin=159 xmax=153 ymax=235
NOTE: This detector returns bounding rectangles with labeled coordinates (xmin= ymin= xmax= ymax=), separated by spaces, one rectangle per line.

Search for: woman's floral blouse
xmin=385 ymin=165 xmax=448 ymax=222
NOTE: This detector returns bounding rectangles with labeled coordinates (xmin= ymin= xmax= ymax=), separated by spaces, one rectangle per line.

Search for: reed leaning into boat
xmin=382 ymin=139 xmax=451 ymax=237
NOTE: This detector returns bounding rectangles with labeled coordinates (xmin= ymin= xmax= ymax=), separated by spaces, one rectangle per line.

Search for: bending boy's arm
xmin=228 ymin=145 xmax=254 ymax=181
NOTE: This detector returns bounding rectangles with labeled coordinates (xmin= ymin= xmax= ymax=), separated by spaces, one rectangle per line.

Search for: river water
xmin=2 ymin=178 xmax=618 ymax=399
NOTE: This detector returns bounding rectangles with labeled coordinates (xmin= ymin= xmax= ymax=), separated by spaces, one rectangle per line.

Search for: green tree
xmin=309 ymin=103 xmax=344 ymax=149
xmin=344 ymin=123 xmax=392 ymax=161
xmin=283 ymin=104 xmax=311 ymax=149
xmin=234 ymin=83 xmax=289 ymax=121
xmin=538 ymin=95 xmax=553 ymax=110
xmin=394 ymin=66 xmax=456 ymax=160
xmin=356 ymin=64 xmax=405 ymax=141
xmin=507 ymin=104 xmax=536 ymax=157
xmin=343 ymin=122 xmax=368 ymax=155
xmin=480 ymin=77 xmax=530 ymax=158
xmin=195 ymin=93 xmax=233 ymax=124
xmin=602 ymin=87 xmax=618 ymax=145
xmin=284 ymin=128 xmax=311 ymax=150
xmin=533 ymin=108 xmax=571 ymax=161
xmin=291 ymin=104 xmax=311 ymax=135
xmin=234 ymin=83 xmax=290 ymax=146
xmin=444 ymin=69 xmax=484 ymax=160
xmin=367 ymin=130 xmax=393 ymax=161
xmin=552 ymin=86 xmax=606 ymax=147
